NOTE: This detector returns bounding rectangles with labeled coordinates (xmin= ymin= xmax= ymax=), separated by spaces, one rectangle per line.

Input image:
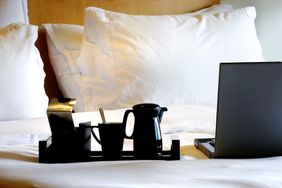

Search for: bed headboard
xmin=28 ymin=0 xmax=220 ymax=98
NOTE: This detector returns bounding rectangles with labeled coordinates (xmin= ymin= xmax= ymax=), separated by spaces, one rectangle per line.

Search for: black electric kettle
xmin=123 ymin=103 xmax=167 ymax=159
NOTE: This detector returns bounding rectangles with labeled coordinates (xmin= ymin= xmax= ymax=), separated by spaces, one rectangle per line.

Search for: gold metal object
xmin=47 ymin=98 xmax=76 ymax=123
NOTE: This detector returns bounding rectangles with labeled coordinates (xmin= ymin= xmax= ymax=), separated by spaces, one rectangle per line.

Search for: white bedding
xmin=1 ymin=105 xmax=282 ymax=188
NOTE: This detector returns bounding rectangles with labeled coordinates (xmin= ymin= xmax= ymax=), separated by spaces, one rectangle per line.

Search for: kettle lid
xmin=132 ymin=103 xmax=160 ymax=110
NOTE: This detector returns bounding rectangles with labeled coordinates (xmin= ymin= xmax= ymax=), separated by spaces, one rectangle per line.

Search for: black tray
xmin=39 ymin=137 xmax=180 ymax=163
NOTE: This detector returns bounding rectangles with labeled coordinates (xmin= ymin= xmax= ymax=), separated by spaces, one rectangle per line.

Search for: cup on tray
xmin=93 ymin=122 xmax=125 ymax=159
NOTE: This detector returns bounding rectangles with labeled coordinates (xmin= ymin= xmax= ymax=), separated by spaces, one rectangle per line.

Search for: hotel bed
xmin=1 ymin=0 xmax=282 ymax=187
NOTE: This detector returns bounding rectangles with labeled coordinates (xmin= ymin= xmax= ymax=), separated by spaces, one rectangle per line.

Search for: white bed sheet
xmin=1 ymin=105 xmax=282 ymax=188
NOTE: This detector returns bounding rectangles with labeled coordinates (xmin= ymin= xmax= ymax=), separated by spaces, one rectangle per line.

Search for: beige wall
xmin=222 ymin=0 xmax=282 ymax=61
xmin=28 ymin=0 xmax=219 ymax=25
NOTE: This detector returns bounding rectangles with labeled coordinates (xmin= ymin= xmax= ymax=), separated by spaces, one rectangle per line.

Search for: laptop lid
xmin=214 ymin=62 xmax=282 ymax=158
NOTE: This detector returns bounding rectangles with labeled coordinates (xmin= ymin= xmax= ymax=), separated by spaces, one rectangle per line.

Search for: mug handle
xmin=123 ymin=109 xmax=134 ymax=139
xmin=91 ymin=126 xmax=101 ymax=144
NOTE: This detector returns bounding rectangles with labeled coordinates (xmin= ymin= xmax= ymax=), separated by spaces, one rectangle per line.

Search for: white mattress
xmin=1 ymin=105 xmax=282 ymax=188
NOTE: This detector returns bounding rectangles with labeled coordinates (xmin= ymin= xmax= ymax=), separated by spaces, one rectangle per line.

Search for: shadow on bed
xmin=0 ymin=151 xmax=38 ymax=163
xmin=0 ymin=179 xmax=37 ymax=188
xmin=180 ymin=145 xmax=208 ymax=159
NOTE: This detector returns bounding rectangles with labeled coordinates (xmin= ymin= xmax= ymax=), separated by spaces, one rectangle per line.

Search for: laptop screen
xmin=215 ymin=62 xmax=282 ymax=158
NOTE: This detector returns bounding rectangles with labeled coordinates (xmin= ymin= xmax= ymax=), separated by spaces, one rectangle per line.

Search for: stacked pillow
xmin=44 ymin=23 xmax=84 ymax=111
xmin=0 ymin=0 xmax=48 ymax=121
xmin=45 ymin=4 xmax=264 ymax=111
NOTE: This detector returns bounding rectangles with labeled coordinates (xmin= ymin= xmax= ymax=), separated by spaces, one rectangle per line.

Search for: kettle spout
xmin=158 ymin=107 xmax=168 ymax=123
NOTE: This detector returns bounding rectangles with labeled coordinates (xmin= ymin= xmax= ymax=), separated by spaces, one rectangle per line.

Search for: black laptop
xmin=195 ymin=62 xmax=282 ymax=158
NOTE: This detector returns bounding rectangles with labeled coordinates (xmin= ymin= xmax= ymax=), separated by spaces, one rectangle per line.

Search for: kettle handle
xmin=90 ymin=126 xmax=101 ymax=144
xmin=123 ymin=109 xmax=134 ymax=139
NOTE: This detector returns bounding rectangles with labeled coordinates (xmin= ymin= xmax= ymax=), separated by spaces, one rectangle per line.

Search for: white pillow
xmin=0 ymin=0 xmax=29 ymax=27
xmin=77 ymin=6 xmax=264 ymax=110
xmin=43 ymin=24 xmax=84 ymax=112
xmin=0 ymin=23 xmax=48 ymax=121
xmin=79 ymin=4 xmax=234 ymax=76
xmin=44 ymin=24 xmax=83 ymax=75
xmin=44 ymin=4 xmax=233 ymax=111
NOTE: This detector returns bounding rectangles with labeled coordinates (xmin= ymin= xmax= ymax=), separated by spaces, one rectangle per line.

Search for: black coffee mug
xmin=92 ymin=122 xmax=125 ymax=159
